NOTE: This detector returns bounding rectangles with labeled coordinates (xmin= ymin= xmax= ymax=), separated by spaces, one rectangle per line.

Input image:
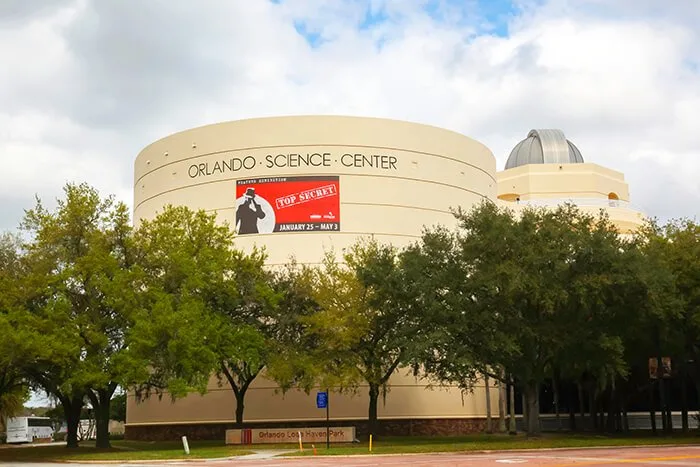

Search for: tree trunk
xmin=368 ymin=383 xmax=380 ymax=439
xmin=577 ymin=381 xmax=585 ymax=429
xmin=523 ymin=381 xmax=540 ymax=436
xmin=508 ymin=379 xmax=516 ymax=435
xmin=95 ymin=395 xmax=111 ymax=449
xmin=657 ymin=362 xmax=668 ymax=433
xmin=681 ymin=365 xmax=689 ymax=433
xmin=606 ymin=387 xmax=615 ymax=433
xmin=62 ymin=394 xmax=83 ymax=449
xmin=220 ymin=364 xmax=258 ymax=428
xmin=588 ymin=387 xmax=596 ymax=430
xmin=569 ymin=403 xmax=577 ymax=431
xmin=235 ymin=389 xmax=246 ymax=427
xmin=484 ymin=374 xmax=492 ymax=433
xmin=498 ymin=371 xmax=507 ymax=433
xmin=553 ymin=377 xmax=561 ymax=431
xmin=87 ymin=387 xmax=115 ymax=449
xmin=649 ymin=381 xmax=657 ymax=435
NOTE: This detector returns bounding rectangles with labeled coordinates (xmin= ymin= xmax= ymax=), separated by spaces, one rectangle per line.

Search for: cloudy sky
xmin=1 ymin=0 xmax=698 ymax=232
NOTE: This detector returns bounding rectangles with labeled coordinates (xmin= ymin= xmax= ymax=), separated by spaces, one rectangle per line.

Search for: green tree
xmin=415 ymin=202 xmax=643 ymax=436
xmin=638 ymin=218 xmax=699 ymax=432
xmin=211 ymin=253 xmax=322 ymax=426
xmin=304 ymin=238 xmax=422 ymax=438
xmin=0 ymin=233 xmax=28 ymax=425
xmin=110 ymin=392 xmax=126 ymax=423
xmin=128 ymin=205 xmax=276 ymax=426
xmin=126 ymin=205 xmax=234 ymax=400
xmin=20 ymin=183 xmax=137 ymax=448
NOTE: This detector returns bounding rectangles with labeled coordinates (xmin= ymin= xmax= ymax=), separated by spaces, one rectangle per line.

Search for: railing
xmin=510 ymin=197 xmax=645 ymax=213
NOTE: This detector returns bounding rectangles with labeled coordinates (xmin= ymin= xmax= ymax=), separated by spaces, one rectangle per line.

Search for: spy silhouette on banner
xmin=235 ymin=187 xmax=271 ymax=234
xmin=235 ymin=176 xmax=340 ymax=234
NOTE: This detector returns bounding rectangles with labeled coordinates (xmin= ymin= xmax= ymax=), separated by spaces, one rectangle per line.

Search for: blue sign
xmin=316 ymin=391 xmax=328 ymax=409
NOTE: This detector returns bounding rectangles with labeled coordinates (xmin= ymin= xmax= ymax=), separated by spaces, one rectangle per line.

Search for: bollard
xmin=298 ymin=431 xmax=303 ymax=452
xmin=181 ymin=435 xmax=190 ymax=455
xmin=369 ymin=434 xmax=372 ymax=452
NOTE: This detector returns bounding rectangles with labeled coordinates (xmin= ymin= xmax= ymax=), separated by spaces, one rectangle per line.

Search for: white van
xmin=5 ymin=417 xmax=54 ymax=443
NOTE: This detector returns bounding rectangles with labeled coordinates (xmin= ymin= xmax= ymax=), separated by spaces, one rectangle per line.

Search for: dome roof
xmin=505 ymin=129 xmax=584 ymax=170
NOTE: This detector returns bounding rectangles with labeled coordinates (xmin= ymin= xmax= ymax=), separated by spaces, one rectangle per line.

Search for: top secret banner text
xmin=188 ymin=151 xmax=398 ymax=179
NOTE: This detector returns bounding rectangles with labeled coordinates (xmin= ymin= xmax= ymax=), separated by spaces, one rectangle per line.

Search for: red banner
xmin=235 ymin=176 xmax=340 ymax=234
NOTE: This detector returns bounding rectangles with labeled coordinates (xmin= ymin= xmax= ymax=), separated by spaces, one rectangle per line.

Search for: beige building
xmin=496 ymin=129 xmax=645 ymax=233
xmin=127 ymin=118 xmax=645 ymax=440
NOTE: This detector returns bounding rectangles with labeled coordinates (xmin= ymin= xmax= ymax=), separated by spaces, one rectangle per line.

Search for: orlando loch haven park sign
xmin=225 ymin=427 xmax=356 ymax=445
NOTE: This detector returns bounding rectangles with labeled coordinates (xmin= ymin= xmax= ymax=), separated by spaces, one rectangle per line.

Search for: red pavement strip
xmin=178 ymin=445 xmax=700 ymax=467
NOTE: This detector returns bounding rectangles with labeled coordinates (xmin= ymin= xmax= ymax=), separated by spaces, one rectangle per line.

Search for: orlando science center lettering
xmin=187 ymin=151 xmax=398 ymax=179
xmin=187 ymin=150 xmax=399 ymax=235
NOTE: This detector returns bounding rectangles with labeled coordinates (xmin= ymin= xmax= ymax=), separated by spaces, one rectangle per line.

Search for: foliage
xmin=0 ymin=233 xmax=32 ymax=424
xmin=19 ymin=183 xmax=139 ymax=448
xmin=412 ymin=202 xmax=655 ymax=435
xmin=302 ymin=237 xmax=423 ymax=437
xmin=110 ymin=392 xmax=126 ymax=422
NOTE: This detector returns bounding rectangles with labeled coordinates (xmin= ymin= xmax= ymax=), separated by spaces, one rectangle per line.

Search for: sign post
xmin=316 ymin=390 xmax=329 ymax=449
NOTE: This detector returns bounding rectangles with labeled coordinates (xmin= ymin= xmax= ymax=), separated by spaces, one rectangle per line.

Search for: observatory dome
xmin=505 ymin=129 xmax=583 ymax=170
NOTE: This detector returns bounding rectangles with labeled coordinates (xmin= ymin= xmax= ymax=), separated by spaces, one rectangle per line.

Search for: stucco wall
xmin=496 ymin=163 xmax=645 ymax=233
xmin=133 ymin=115 xmax=497 ymax=265
xmin=126 ymin=371 xmax=500 ymax=426
xmin=129 ymin=116 xmax=499 ymax=431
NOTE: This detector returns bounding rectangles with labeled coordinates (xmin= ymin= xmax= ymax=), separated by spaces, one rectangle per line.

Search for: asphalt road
xmin=2 ymin=445 xmax=700 ymax=467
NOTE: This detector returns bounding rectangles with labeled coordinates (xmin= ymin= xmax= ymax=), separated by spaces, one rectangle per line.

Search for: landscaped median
xmin=0 ymin=433 xmax=698 ymax=462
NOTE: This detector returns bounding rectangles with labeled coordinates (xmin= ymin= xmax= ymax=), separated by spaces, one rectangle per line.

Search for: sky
xmin=1 ymin=0 xmax=699 ymax=234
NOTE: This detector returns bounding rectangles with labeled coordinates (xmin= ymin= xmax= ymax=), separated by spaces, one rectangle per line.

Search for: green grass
xmin=0 ymin=439 xmax=256 ymax=462
xmin=0 ymin=432 xmax=698 ymax=462
xmin=288 ymin=432 xmax=700 ymax=457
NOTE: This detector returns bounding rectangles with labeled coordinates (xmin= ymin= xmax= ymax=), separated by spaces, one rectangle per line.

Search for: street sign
xmin=316 ymin=391 xmax=328 ymax=409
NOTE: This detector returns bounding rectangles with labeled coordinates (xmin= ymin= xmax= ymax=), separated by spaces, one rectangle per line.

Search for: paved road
xmin=3 ymin=445 xmax=700 ymax=467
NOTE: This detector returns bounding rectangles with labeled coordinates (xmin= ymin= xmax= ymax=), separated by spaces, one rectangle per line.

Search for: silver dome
xmin=505 ymin=129 xmax=584 ymax=170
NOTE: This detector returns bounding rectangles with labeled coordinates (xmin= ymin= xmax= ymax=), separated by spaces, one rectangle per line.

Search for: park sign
xmin=316 ymin=391 xmax=328 ymax=409
xmin=225 ymin=427 xmax=356 ymax=445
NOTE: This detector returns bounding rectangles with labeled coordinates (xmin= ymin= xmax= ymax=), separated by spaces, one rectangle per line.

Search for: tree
xmin=414 ymin=202 xmax=642 ymax=436
xmin=20 ymin=183 xmax=138 ymax=448
xmin=303 ymin=238 xmax=423 ymax=438
xmin=211 ymin=253 xmax=322 ymax=426
xmin=0 ymin=233 xmax=34 ymax=433
xmin=638 ymin=218 xmax=699 ymax=432
xmin=110 ymin=392 xmax=126 ymax=423
xmin=128 ymin=205 xmax=273 ymax=425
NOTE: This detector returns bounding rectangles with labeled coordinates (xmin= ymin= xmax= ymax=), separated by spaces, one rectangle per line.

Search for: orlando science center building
xmin=127 ymin=116 xmax=645 ymax=440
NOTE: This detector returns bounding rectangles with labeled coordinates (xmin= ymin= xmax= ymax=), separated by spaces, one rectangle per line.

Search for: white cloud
xmin=0 ymin=0 xmax=698 ymax=231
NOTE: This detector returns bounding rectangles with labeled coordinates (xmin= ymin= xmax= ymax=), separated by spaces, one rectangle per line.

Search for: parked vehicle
xmin=5 ymin=417 xmax=54 ymax=443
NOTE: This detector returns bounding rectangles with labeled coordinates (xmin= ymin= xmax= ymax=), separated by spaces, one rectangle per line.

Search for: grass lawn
xmin=0 ymin=439 xmax=256 ymax=462
xmin=0 ymin=432 xmax=698 ymax=462
xmin=288 ymin=431 xmax=700 ymax=457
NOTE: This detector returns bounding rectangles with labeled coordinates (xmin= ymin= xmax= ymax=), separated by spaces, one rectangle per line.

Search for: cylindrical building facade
xmin=134 ymin=116 xmax=497 ymax=264
xmin=128 ymin=116 xmax=499 ymax=439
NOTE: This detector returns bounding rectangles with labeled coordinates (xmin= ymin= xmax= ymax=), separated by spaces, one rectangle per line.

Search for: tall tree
xmin=303 ymin=238 xmax=423 ymax=438
xmin=0 ymin=233 xmax=30 ymax=425
xmin=21 ymin=183 xmax=138 ymax=448
xmin=212 ymin=255 xmax=321 ymax=426
xmin=639 ymin=218 xmax=699 ymax=432
xmin=129 ymin=205 xmax=284 ymax=427
xmin=414 ymin=202 xmax=642 ymax=436
xmin=127 ymin=205 xmax=237 ymax=400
